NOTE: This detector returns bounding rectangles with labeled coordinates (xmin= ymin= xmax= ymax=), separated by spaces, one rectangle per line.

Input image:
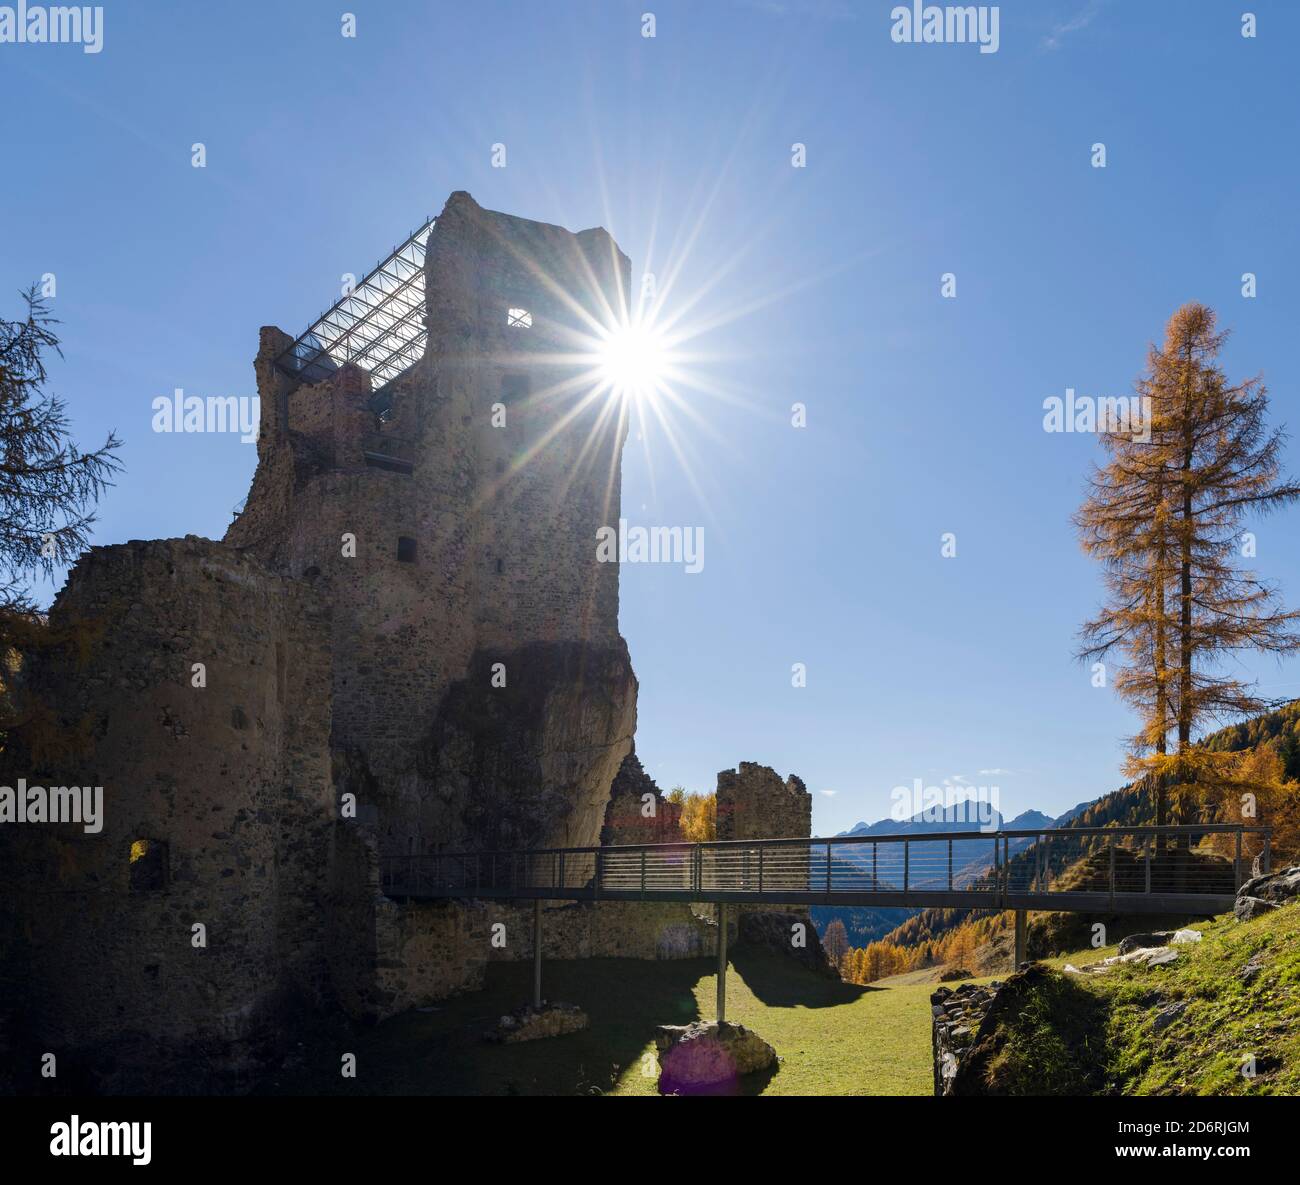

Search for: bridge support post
xmin=717 ymin=902 xmax=728 ymax=1023
xmin=1013 ymin=909 xmax=1026 ymax=970
xmin=533 ymin=899 xmax=543 ymax=1009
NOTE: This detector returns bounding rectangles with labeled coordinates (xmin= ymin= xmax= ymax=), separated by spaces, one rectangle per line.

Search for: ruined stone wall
xmin=712 ymin=762 xmax=831 ymax=972
xmin=715 ymin=762 xmax=812 ymax=896
xmin=0 ymin=193 xmax=691 ymax=1091
xmin=0 ymin=538 xmax=334 ymax=1091
xmin=602 ymin=747 xmax=683 ymax=846
xmin=371 ymin=899 xmax=715 ymax=1021
xmin=716 ymin=762 xmax=812 ymax=842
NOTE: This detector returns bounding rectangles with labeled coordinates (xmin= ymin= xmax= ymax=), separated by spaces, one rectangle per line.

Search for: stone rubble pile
xmin=1064 ymin=927 xmax=1201 ymax=975
xmin=930 ymin=980 xmax=1002 ymax=1095
xmin=484 ymin=1001 xmax=589 ymax=1044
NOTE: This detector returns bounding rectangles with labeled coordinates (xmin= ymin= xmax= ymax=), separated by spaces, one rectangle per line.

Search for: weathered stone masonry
xmin=717 ymin=762 xmax=811 ymax=843
xmin=0 ymin=537 xmax=334 ymax=1090
xmin=227 ymin=191 xmax=637 ymax=858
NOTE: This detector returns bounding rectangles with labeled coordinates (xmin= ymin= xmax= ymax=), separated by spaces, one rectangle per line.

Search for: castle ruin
xmin=0 ymin=192 xmax=822 ymax=1093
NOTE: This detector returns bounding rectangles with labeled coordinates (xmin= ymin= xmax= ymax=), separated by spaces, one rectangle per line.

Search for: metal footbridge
xmin=381 ymin=824 xmax=1267 ymax=1020
xmin=382 ymin=824 xmax=1269 ymax=916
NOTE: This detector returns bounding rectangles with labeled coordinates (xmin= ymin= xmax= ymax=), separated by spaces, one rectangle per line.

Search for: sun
xmin=595 ymin=320 xmax=669 ymax=402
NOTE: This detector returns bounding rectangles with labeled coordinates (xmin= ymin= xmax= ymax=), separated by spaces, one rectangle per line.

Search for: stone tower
xmin=0 ymin=193 xmax=640 ymax=1089
xmin=227 ymin=190 xmax=637 ymax=855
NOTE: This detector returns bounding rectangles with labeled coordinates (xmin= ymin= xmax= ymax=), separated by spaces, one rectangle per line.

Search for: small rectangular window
xmin=397 ymin=536 xmax=417 ymax=563
xmin=130 ymin=839 xmax=168 ymax=891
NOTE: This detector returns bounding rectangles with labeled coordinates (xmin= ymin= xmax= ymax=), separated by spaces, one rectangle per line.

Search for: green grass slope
xmin=958 ymin=902 xmax=1300 ymax=1095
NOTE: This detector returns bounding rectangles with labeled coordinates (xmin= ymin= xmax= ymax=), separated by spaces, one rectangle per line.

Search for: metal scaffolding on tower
xmin=275 ymin=216 xmax=436 ymax=390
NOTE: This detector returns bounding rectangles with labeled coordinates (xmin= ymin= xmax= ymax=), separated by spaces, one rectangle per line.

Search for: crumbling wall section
xmin=602 ymin=747 xmax=683 ymax=846
xmin=713 ymin=762 xmax=831 ymax=972
xmin=716 ymin=762 xmax=813 ymax=843
xmin=0 ymin=537 xmax=333 ymax=1092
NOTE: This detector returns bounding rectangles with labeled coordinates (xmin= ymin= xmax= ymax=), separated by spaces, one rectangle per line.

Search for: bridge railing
xmin=379 ymin=824 xmax=1271 ymax=903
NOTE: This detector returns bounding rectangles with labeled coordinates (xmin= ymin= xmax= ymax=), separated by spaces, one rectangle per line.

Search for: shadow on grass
xmin=257 ymin=958 xmax=712 ymax=1097
xmin=731 ymin=947 xmax=876 ymax=1009
xmin=255 ymin=950 xmax=880 ymax=1096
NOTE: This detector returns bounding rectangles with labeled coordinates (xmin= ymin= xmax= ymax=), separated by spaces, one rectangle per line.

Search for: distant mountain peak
xmin=838 ymin=802 xmax=1007 ymax=837
xmin=1006 ymin=808 xmax=1055 ymax=830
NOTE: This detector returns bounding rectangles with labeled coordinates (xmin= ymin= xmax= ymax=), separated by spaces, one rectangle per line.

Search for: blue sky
xmin=3 ymin=1 xmax=1298 ymax=832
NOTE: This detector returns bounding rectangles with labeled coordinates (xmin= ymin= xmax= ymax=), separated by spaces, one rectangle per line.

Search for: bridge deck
xmin=381 ymin=824 xmax=1268 ymax=916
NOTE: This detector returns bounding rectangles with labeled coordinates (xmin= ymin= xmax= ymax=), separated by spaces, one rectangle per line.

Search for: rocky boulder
xmin=1068 ymin=945 xmax=1181 ymax=974
xmin=654 ymin=1021 xmax=777 ymax=1093
xmin=1235 ymin=895 xmax=1279 ymax=922
xmin=1118 ymin=931 xmax=1174 ymax=955
xmin=1114 ymin=927 xmax=1202 ymax=956
xmin=1237 ymin=866 xmax=1300 ymax=907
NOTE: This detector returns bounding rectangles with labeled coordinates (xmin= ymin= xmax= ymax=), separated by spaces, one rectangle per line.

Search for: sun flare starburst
xmin=594 ymin=321 xmax=670 ymax=403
